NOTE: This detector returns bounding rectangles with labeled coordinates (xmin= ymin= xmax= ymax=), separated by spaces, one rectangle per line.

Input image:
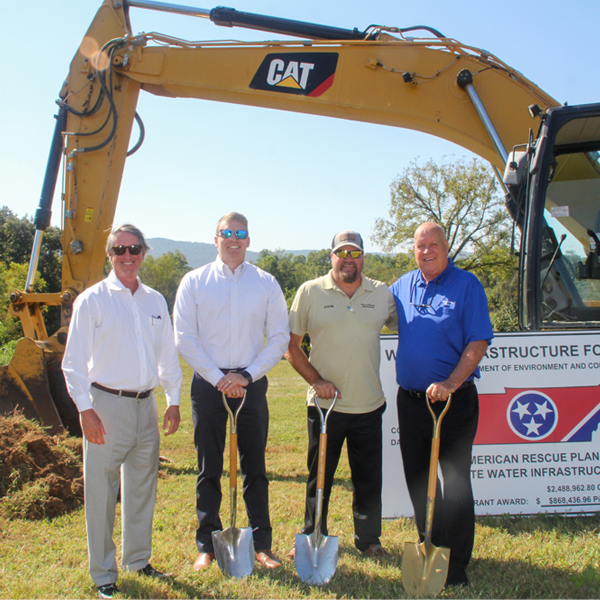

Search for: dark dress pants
xmin=397 ymin=384 xmax=479 ymax=573
xmin=191 ymin=373 xmax=272 ymax=553
xmin=303 ymin=404 xmax=385 ymax=552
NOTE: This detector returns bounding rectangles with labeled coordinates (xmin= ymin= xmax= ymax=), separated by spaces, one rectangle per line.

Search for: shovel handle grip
xmin=316 ymin=432 xmax=327 ymax=490
xmin=230 ymin=431 xmax=238 ymax=487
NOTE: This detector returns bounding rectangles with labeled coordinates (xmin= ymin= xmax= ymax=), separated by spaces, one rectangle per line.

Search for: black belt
xmin=404 ymin=379 xmax=474 ymax=399
xmin=221 ymin=368 xmax=245 ymax=374
xmin=92 ymin=382 xmax=154 ymax=399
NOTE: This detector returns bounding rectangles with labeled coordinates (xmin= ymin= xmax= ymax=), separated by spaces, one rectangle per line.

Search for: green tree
xmin=0 ymin=207 xmax=62 ymax=292
xmin=363 ymin=253 xmax=413 ymax=285
xmin=254 ymin=249 xmax=300 ymax=295
xmin=0 ymin=262 xmax=47 ymax=346
xmin=0 ymin=207 xmax=62 ymax=337
xmin=304 ymin=249 xmax=331 ymax=279
xmin=372 ymin=157 xmax=513 ymax=273
xmin=138 ymin=250 xmax=191 ymax=313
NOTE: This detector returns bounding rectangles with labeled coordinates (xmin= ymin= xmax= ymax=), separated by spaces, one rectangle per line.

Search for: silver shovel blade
xmin=212 ymin=526 xmax=255 ymax=578
xmin=295 ymin=532 xmax=338 ymax=585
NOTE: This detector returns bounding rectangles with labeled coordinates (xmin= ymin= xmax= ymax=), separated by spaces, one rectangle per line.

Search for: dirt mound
xmin=0 ymin=412 xmax=83 ymax=519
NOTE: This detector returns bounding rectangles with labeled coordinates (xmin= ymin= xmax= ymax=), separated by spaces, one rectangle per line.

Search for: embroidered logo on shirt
xmin=323 ymin=304 xmax=334 ymax=309
xmin=152 ymin=315 xmax=162 ymax=319
xmin=361 ymin=303 xmax=375 ymax=309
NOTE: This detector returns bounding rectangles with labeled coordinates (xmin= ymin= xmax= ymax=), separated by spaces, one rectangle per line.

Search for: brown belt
xmin=404 ymin=379 xmax=474 ymax=399
xmin=92 ymin=382 xmax=154 ymax=399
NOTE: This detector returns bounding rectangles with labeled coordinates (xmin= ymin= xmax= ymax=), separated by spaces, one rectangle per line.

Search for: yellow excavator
xmin=1 ymin=0 xmax=599 ymax=435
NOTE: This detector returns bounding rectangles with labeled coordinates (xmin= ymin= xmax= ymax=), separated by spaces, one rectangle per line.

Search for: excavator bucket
xmin=0 ymin=337 xmax=80 ymax=436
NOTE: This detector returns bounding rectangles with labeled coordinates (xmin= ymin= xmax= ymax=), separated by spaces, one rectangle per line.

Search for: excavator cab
xmin=510 ymin=104 xmax=600 ymax=330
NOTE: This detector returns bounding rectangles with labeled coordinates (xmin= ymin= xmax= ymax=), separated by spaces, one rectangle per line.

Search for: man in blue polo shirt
xmin=390 ymin=222 xmax=493 ymax=588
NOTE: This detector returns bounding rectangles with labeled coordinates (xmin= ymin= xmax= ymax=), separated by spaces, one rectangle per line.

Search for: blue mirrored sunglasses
xmin=218 ymin=229 xmax=248 ymax=240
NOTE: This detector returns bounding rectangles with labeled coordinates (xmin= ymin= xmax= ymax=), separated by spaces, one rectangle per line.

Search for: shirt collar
xmin=106 ymin=269 xmax=149 ymax=294
xmin=215 ymin=254 xmax=246 ymax=278
xmin=416 ymin=256 xmax=455 ymax=286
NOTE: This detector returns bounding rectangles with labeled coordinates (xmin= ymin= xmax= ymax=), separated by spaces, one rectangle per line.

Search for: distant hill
xmin=147 ymin=238 xmax=317 ymax=268
xmin=146 ymin=238 xmax=251 ymax=268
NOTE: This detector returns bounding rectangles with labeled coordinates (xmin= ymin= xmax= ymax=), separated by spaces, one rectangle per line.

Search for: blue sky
xmin=2 ymin=0 xmax=598 ymax=253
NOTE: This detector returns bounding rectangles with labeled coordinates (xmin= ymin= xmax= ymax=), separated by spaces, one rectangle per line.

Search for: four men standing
xmin=63 ymin=217 xmax=491 ymax=590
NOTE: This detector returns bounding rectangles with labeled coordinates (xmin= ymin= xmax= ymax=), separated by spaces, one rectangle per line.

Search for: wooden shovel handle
xmin=316 ymin=432 xmax=327 ymax=490
xmin=230 ymin=431 xmax=238 ymax=488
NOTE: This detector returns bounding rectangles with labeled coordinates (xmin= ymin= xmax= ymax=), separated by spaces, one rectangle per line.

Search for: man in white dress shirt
xmin=173 ymin=212 xmax=289 ymax=571
xmin=62 ymin=224 xmax=182 ymax=599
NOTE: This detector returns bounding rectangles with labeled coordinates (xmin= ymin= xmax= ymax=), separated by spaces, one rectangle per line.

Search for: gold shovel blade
xmin=402 ymin=540 xmax=450 ymax=597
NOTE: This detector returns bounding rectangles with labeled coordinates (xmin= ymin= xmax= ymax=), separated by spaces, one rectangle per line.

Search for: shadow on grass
xmin=470 ymin=556 xmax=600 ymax=599
xmin=477 ymin=511 xmax=600 ymax=534
xmin=160 ymin=462 xmax=355 ymax=490
xmin=114 ymin=549 xmax=600 ymax=599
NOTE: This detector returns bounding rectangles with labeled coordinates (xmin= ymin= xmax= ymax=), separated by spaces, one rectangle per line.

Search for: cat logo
xmin=250 ymin=52 xmax=338 ymax=97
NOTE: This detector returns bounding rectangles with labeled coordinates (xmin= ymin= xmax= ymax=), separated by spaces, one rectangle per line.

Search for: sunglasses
xmin=218 ymin=229 xmax=249 ymax=240
xmin=112 ymin=244 xmax=143 ymax=256
xmin=334 ymin=249 xmax=363 ymax=259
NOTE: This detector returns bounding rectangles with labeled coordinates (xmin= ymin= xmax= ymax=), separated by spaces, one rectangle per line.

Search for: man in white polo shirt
xmin=285 ymin=230 xmax=398 ymax=559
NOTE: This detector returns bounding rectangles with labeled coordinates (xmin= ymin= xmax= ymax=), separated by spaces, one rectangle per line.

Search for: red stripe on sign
xmin=308 ymin=74 xmax=335 ymax=97
xmin=476 ymin=386 xmax=600 ymax=445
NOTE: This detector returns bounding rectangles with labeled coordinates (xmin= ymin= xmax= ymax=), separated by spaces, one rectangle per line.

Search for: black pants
xmin=191 ymin=373 xmax=272 ymax=553
xmin=397 ymin=384 xmax=479 ymax=572
xmin=303 ymin=404 xmax=385 ymax=552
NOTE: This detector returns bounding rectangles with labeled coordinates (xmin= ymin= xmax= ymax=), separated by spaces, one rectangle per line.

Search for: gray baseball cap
xmin=331 ymin=230 xmax=364 ymax=252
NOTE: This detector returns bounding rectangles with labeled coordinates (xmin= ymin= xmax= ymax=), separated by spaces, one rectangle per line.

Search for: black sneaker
xmin=97 ymin=583 xmax=119 ymax=599
xmin=137 ymin=563 xmax=172 ymax=579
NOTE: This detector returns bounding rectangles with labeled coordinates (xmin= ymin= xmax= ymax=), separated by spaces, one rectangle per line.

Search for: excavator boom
xmin=0 ymin=0 xmax=589 ymax=434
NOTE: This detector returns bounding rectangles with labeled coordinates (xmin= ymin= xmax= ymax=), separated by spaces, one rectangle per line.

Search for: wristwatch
xmin=241 ymin=370 xmax=253 ymax=384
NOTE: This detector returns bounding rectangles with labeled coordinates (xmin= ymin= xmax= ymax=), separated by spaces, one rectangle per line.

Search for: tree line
xmin=0 ymin=156 xmax=519 ymax=357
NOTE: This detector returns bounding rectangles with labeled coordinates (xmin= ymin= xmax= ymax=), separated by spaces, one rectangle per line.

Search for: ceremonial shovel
xmin=211 ymin=392 xmax=254 ymax=578
xmin=295 ymin=393 xmax=339 ymax=585
xmin=402 ymin=394 xmax=452 ymax=597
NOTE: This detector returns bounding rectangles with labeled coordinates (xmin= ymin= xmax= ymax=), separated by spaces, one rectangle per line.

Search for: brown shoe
xmin=255 ymin=550 xmax=282 ymax=569
xmin=362 ymin=544 xmax=392 ymax=560
xmin=193 ymin=552 xmax=216 ymax=571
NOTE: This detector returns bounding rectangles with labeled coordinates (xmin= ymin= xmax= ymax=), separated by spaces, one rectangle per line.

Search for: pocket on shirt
xmin=150 ymin=315 xmax=165 ymax=348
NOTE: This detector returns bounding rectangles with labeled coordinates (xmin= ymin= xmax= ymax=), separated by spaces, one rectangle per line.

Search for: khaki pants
xmin=84 ymin=387 xmax=160 ymax=586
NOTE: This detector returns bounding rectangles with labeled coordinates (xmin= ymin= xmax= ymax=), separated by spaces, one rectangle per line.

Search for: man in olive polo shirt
xmin=285 ymin=230 xmax=398 ymax=558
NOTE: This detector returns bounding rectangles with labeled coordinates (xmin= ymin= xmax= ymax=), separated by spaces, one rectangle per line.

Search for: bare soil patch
xmin=0 ymin=412 xmax=83 ymax=519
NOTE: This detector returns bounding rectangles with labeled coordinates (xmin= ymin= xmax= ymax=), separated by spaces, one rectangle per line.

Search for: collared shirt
xmin=62 ymin=270 xmax=182 ymax=412
xmin=390 ymin=258 xmax=494 ymax=392
xmin=173 ymin=256 xmax=289 ymax=387
xmin=289 ymin=271 xmax=398 ymax=414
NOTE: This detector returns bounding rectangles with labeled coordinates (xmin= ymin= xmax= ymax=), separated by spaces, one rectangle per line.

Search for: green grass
xmin=1 ymin=358 xmax=600 ymax=598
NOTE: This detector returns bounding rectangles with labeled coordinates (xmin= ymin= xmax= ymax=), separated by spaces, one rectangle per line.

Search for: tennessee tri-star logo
xmin=507 ymin=390 xmax=558 ymax=441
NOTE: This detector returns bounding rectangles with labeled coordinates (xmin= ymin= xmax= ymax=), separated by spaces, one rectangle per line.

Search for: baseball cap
xmin=331 ymin=230 xmax=364 ymax=253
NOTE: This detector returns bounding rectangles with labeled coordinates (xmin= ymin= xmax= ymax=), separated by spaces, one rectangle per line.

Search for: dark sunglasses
xmin=112 ymin=244 xmax=143 ymax=256
xmin=334 ymin=249 xmax=363 ymax=259
xmin=218 ymin=229 xmax=249 ymax=240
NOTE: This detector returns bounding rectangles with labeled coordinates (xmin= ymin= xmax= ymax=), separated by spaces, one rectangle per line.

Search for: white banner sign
xmin=381 ymin=331 xmax=600 ymax=516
